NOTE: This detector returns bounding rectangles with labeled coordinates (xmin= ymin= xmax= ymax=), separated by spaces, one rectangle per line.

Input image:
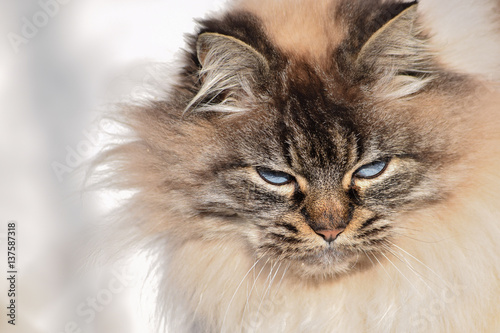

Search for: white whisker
xmin=379 ymin=251 xmax=421 ymax=296
xmin=349 ymin=252 xmax=361 ymax=270
xmin=389 ymin=242 xmax=451 ymax=289
xmin=222 ymin=251 xmax=268 ymax=332
xmin=382 ymin=244 xmax=438 ymax=297
xmin=370 ymin=250 xmax=395 ymax=284
xmin=273 ymin=262 xmax=290 ymax=299
xmin=363 ymin=250 xmax=376 ymax=267
xmin=239 ymin=255 xmax=270 ymax=329
xmin=258 ymin=261 xmax=277 ymax=304
xmin=255 ymin=261 xmax=282 ymax=324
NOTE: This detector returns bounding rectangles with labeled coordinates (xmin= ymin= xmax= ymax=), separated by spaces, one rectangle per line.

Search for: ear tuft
xmin=356 ymin=3 xmax=434 ymax=99
xmin=185 ymin=32 xmax=269 ymax=113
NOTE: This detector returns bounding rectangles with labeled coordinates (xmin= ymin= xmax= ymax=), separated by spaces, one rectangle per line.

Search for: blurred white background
xmin=1 ymin=1 xmax=500 ymax=333
xmin=0 ymin=0 xmax=226 ymax=332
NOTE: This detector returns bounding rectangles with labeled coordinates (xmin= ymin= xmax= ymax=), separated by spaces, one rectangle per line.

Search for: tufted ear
xmin=186 ymin=32 xmax=269 ymax=113
xmin=356 ymin=3 xmax=434 ymax=98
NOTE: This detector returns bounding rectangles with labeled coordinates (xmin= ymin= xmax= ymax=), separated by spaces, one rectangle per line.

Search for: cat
xmin=98 ymin=0 xmax=500 ymax=331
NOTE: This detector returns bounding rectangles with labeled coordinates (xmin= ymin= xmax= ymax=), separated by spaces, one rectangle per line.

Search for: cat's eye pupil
xmin=354 ymin=160 xmax=388 ymax=179
xmin=256 ymin=167 xmax=293 ymax=185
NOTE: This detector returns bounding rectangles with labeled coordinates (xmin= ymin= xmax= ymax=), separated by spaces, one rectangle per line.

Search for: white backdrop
xmin=0 ymin=1 xmax=226 ymax=332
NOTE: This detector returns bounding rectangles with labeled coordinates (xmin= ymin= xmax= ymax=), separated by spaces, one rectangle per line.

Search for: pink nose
xmin=315 ymin=228 xmax=345 ymax=243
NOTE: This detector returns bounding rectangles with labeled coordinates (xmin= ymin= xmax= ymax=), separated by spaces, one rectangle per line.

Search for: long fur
xmin=95 ymin=1 xmax=500 ymax=332
xmin=154 ymin=89 xmax=500 ymax=332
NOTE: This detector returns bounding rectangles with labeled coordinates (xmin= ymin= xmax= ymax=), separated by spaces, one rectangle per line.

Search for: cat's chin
xmin=276 ymin=248 xmax=374 ymax=280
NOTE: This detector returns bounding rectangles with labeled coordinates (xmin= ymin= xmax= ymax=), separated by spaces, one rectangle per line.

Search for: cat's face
xmin=130 ymin=1 xmax=472 ymax=279
xmin=192 ymin=74 xmax=453 ymax=277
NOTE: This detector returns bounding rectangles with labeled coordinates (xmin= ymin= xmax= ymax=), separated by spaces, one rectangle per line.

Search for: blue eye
xmin=354 ymin=160 xmax=388 ymax=179
xmin=256 ymin=167 xmax=294 ymax=185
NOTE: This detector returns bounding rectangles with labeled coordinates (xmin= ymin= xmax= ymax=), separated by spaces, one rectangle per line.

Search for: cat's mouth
xmin=257 ymin=239 xmax=373 ymax=278
xmin=288 ymin=248 xmax=368 ymax=278
xmin=303 ymin=243 xmax=359 ymax=263
xmin=254 ymin=217 xmax=393 ymax=278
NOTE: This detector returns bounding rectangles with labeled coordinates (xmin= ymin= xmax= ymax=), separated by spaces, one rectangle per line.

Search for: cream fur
xmin=236 ymin=0 xmax=346 ymax=63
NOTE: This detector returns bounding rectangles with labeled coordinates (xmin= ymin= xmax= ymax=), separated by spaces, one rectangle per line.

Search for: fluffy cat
xmin=99 ymin=0 xmax=500 ymax=331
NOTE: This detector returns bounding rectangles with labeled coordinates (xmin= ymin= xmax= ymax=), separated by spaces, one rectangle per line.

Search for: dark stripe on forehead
xmin=281 ymin=99 xmax=360 ymax=174
xmin=278 ymin=120 xmax=294 ymax=168
xmin=349 ymin=132 xmax=363 ymax=165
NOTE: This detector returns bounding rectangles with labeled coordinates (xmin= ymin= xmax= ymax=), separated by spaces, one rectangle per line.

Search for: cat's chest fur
xmin=163 ymin=203 xmax=500 ymax=332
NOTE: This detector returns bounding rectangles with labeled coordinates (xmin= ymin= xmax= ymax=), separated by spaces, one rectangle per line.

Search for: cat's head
xmin=118 ymin=0 xmax=478 ymax=278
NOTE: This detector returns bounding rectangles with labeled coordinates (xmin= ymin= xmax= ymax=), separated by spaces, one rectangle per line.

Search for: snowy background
xmin=0 ymin=1 xmax=226 ymax=332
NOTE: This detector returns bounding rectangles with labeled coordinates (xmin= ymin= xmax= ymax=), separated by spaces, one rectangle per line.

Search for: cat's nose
xmin=315 ymin=228 xmax=345 ymax=243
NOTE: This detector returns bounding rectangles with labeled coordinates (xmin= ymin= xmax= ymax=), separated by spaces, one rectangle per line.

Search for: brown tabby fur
xmin=97 ymin=0 xmax=500 ymax=331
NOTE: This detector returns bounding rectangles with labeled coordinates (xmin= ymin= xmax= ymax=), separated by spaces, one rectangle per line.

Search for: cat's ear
xmin=186 ymin=32 xmax=269 ymax=113
xmin=356 ymin=3 xmax=433 ymax=98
